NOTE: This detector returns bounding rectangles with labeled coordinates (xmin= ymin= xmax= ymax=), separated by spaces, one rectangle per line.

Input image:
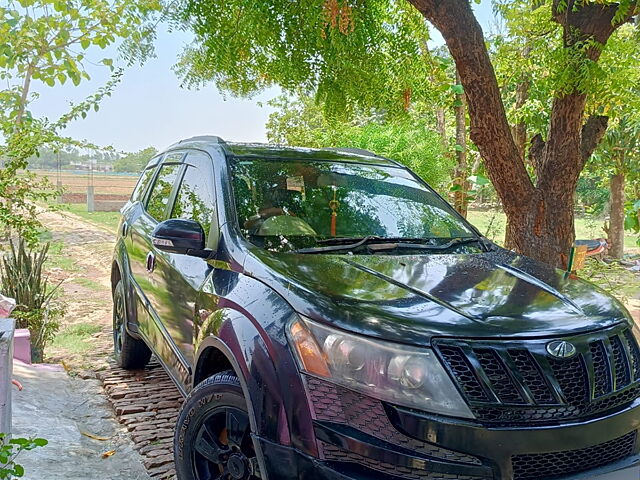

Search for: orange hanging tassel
xmin=329 ymin=186 xmax=339 ymax=237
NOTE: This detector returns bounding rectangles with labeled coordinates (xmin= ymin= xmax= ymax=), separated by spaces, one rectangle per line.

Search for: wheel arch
xmin=192 ymin=335 xmax=271 ymax=479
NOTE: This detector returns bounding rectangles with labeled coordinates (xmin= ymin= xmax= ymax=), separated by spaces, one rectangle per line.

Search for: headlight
xmin=288 ymin=316 xmax=473 ymax=419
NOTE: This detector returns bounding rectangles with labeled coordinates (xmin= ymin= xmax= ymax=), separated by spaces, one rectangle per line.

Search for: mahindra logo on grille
xmin=546 ymin=340 xmax=577 ymax=359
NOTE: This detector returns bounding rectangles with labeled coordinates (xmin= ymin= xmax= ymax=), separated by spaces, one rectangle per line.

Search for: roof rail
xmin=179 ymin=135 xmax=226 ymax=144
xmin=166 ymin=135 xmax=226 ymax=151
xmin=324 ymin=147 xmax=382 ymax=158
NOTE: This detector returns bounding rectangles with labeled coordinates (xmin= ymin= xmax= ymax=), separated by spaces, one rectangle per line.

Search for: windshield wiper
xmin=292 ymin=236 xmax=487 ymax=254
xmin=317 ymin=236 xmax=432 ymax=246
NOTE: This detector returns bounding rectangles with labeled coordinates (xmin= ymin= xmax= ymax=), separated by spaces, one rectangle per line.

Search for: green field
xmin=467 ymin=209 xmax=639 ymax=252
xmin=56 ymin=203 xmax=122 ymax=233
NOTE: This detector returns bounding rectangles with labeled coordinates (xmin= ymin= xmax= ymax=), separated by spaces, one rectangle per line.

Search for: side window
xmin=171 ymin=157 xmax=215 ymax=236
xmin=146 ymin=163 xmax=182 ymax=221
xmin=131 ymin=166 xmax=157 ymax=203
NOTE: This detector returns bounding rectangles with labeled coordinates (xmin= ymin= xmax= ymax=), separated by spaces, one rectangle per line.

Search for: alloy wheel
xmin=192 ymin=406 xmax=260 ymax=480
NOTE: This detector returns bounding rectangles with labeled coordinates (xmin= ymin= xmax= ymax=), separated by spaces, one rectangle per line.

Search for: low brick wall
xmin=60 ymin=193 xmax=127 ymax=211
xmin=97 ymin=361 xmax=183 ymax=479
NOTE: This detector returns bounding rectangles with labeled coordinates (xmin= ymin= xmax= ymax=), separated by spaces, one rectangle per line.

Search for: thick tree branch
xmin=529 ymin=133 xmax=545 ymax=175
xmin=408 ymin=0 xmax=534 ymax=214
xmin=580 ymin=115 xmax=609 ymax=164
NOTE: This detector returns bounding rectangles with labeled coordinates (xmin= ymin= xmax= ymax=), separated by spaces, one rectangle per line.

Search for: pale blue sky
xmin=29 ymin=1 xmax=495 ymax=153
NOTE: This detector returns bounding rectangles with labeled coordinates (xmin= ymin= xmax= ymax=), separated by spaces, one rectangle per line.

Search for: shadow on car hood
xmin=245 ymin=248 xmax=630 ymax=345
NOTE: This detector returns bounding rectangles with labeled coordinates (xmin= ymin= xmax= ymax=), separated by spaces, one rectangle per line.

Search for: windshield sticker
xmin=287 ymin=175 xmax=304 ymax=192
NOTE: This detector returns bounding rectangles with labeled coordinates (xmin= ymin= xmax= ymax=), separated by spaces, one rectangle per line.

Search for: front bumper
xmin=284 ymin=375 xmax=640 ymax=480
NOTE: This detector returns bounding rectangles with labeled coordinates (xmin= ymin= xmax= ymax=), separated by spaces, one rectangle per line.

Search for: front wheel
xmin=174 ymin=371 xmax=261 ymax=480
xmin=112 ymin=279 xmax=151 ymax=369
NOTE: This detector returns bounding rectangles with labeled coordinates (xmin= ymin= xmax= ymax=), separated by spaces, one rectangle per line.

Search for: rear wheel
xmin=174 ymin=371 xmax=261 ymax=480
xmin=112 ymin=279 xmax=151 ymax=369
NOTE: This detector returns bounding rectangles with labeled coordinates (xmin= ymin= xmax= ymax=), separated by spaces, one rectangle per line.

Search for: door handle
xmin=146 ymin=251 xmax=156 ymax=273
xmin=121 ymin=221 xmax=129 ymax=237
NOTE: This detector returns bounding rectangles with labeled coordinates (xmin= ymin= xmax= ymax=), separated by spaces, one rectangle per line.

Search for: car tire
xmin=112 ymin=279 xmax=151 ymax=369
xmin=174 ymin=371 xmax=261 ymax=480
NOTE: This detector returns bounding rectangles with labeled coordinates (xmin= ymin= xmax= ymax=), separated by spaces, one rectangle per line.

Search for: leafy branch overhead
xmin=173 ymin=0 xmax=639 ymax=267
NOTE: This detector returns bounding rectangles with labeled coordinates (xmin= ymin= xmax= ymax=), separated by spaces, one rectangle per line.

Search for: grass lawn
xmin=54 ymin=203 xmax=121 ymax=234
xmin=51 ymin=322 xmax=102 ymax=355
xmin=467 ymin=209 xmax=639 ymax=252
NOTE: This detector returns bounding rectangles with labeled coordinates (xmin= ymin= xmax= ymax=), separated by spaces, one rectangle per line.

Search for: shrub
xmin=0 ymin=435 xmax=48 ymax=479
xmin=0 ymin=238 xmax=65 ymax=363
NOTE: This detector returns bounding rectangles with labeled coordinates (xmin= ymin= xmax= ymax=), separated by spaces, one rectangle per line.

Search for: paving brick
xmin=98 ymin=360 xmax=183 ymax=478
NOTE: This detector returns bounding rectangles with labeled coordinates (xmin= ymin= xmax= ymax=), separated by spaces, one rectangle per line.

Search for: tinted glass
xmin=171 ymin=165 xmax=215 ymax=237
xmin=146 ymin=163 xmax=181 ymax=221
xmin=131 ymin=166 xmax=157 ymax=203
xmin=230 ymin=159 xmax=476 ymax=252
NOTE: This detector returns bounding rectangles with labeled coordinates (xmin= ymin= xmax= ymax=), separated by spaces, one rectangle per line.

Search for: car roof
xmin=165 ymin=136 xmax=401 ymax=167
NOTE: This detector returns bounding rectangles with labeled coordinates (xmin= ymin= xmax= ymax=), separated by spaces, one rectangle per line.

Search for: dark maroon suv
xmin=111 ymin=135 xmax=640 ymax=480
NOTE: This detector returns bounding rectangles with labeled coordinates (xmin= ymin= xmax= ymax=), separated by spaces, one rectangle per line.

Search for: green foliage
xmin=0 ymin=238 xmax=65 ymax=363
xmin=0 ymin=0 xmax=161 ymax=242
xmin=492 ymin=3 xmax=640 ymax=145
xmin=113 ymin=147 xmax=158 ymax=172
xmin=25 ymin=147 xmax=119 ymax=170
xmin=625 ymin=200 xmax=640 ymax=246
xmin=172 ymin=0 xmax=438 ymax=118
xmin=0 ymin=435 xmax=47 ymax=479
xmin=265 ymin=95 xmax=453 ymax=188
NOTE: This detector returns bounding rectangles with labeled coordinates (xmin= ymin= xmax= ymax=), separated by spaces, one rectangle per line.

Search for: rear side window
xmin=171 ymin=163 xmax=215 ymax=237
xmin=131 ymin=167 xmax=156 ymax=203
xmin=146 ymin=163 xmax=182 ymax=221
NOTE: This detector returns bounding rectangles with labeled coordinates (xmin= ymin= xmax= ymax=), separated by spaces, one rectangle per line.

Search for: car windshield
xmin=230 ymin=158 xmax=478 ymax=253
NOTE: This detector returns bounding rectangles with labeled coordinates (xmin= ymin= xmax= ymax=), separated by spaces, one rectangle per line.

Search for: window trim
xmin=166 ymin=150 xmax=218 ymax=249
xmin=143 ymin=151 xmax=187 ymax=222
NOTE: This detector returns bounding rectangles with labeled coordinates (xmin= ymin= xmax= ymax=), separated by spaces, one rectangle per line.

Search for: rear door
xmin=128 ymin=152 xmax=187 ymax=387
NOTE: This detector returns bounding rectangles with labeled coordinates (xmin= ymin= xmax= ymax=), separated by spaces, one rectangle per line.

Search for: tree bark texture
xmin=512 ymin=46 xmax=532 ymax=161
xmin=609 ymin=171 xmax=626 ymax=259
xmin=407 ymin=0 xmax=630 ymax=267
xmin=453 ymin=71 xmax=469 ymax=218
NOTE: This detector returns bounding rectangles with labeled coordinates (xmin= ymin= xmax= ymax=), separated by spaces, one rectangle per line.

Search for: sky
xmin=29 ymin=1 xmax=496 ymax=154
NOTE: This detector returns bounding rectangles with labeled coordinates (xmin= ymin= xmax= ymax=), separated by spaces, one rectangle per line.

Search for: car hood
xmin=243 ymin=248 xmax=632 ymax=346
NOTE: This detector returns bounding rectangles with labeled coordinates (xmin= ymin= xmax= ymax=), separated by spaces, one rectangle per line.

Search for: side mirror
xmin=151 ymin=219 xmax=212 ymax=258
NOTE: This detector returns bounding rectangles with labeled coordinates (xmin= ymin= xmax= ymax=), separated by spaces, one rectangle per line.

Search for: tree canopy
xmin=174 ymin=0 xmax=638 ymax=266
xmin=266 ymin=95 xmax=452 ymax=188
xmin=173 ymin=0 xmax=437 ymax=118
xmin=113 ymin=147 xmax=158 ymax=172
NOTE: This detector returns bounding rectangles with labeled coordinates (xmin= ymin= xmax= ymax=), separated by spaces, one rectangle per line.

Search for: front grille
xmin=511 ymin=431 xmax=637 ymax=479
xmin=435 ymin=326 xmax=640 ymax=426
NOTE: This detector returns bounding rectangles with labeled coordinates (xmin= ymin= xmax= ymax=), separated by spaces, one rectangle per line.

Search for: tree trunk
xmin=512 ymin=46 xmax=532 ymax=161
xmin=407 ymin=0 xmax=626 ymax=267
xmin=609 ymin=171 xmax=626 ymax=259
xmin=436 ymin=108 xmax=447 ymax=152
xmin=453 ymin=71 xmax=469 ymax=218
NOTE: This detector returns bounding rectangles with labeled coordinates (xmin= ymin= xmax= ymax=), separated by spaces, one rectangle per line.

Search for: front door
xmin=148 ymin=150 xmax=217 ymax=374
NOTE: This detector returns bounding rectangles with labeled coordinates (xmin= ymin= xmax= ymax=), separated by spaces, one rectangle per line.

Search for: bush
xmin=0 ymin=239 xmax=65 ymax=363
xmin=0 ymin=435 xmax=48 ymax=479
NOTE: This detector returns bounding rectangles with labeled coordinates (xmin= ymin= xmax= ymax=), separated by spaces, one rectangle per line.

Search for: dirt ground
xmin=39 ymin=207 xmax=117 ymax=373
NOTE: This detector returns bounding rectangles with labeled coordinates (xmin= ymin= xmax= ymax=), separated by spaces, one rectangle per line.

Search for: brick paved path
xmin=97 ymin=361 xmax=184 ymax=480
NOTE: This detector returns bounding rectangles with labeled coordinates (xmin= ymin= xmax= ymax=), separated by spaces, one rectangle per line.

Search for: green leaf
xmin=449 ymin=184 xmax=462 ymax=192
xmin=13 ymin=464 xmax=24 ymax=477
xmin=469 ymin=174 xmax=490 ymax=186
xmin=451 ymin=84 xmax=464 ymax=95
xmin=454 ymin=144 xmax=464 ymax=152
